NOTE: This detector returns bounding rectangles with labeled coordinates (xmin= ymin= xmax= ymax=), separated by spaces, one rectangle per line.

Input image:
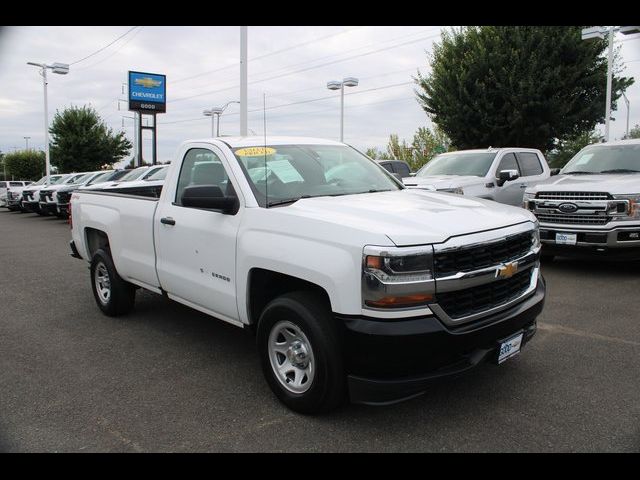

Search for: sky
xmin=1 ymin=25 xmax=639 ymax=166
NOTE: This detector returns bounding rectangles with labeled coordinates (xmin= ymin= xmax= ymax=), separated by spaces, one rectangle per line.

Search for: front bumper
xmin=339 ymin=274 xmax=545 ymax=405
xmin=539 ymin=223 xmax=640 ymax=259
xmin=39 ymin=202 xmax=58 ymax=214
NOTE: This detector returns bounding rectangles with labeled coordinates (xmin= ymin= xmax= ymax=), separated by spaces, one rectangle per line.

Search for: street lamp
xmin=24 ymin=136 xmax=31 ymax=150
xmin=327 ymin=77 xmax=359 ymax=142
xmin=581 ymin=26 xmax=640 ymax=141
xmin=27 ymin=61 xmax=69 ymax=183
xmin=203 ymin=101 xmax=240 ymax=137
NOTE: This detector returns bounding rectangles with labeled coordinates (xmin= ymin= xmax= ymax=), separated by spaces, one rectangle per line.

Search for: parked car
xmin=21 ymin=174 xmax=67 ymax=214
xmin=524 ymin=139 xmax=640 ymax=260
xmin=376 ymin=160 xmax=412 ymax=179
xmin=70 ymin=136 xmax=545 ymax=413
xmin=38 ymin=173 xmax=87 ymax=216
xmin=404 ymin=148 xmax=552 ymax=206
xmin=1 ymin=181 xmax=32 ymax=210
xmin=101 ymin=165 xmax=168 ymax=199
xmin=51 ymin=170 xmax=119 ymax=218
xmin=76 ymin=169 xmax=129 ymax=191
xmin=87 ymin=165 xmax=166 ymax=190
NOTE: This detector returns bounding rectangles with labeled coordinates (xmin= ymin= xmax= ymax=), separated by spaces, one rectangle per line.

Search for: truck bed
xmin=72 ymin=189 xmax=161 ymax=290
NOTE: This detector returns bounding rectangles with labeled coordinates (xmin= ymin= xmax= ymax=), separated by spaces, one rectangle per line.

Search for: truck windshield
xmin=232 ymin=144 xmax=401 ymax=207
xmin=119 ymin=167 xmax=149 ymax=182
xmin=146 ymin=166 xmax=168 ymax=181
xmin=49 ymin=175 xmax=66 ymax=184
xmin=562 ymin=144 xmax=640 ymax=174
xmin=416 ymin=152 xmax=497 ymax=177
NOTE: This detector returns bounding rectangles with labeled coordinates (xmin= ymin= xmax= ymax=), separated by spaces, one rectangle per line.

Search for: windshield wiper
xmin=598 ymin=169 xmax=640 ymax=174
xmin=266 ymin=195 xmax=311 ymax=208
xmin=563 ymin=171 xmax=595 ymax=175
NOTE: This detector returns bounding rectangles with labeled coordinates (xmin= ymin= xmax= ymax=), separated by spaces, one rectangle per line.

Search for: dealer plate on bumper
xmin=555 ymin=232 xmax=577 ymax=245
xmin=497 ymin=332 xmax=524 ymax=364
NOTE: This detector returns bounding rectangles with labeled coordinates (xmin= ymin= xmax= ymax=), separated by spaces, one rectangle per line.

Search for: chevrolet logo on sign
xmin=135 ymin=77 xmax=162 ymax=88
xmin=496 ymin=261 xmax=518 ymax=279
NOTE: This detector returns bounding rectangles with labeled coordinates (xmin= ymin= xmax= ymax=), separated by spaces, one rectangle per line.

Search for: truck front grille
xmin=536 ymin=191 xmax=611 ymax=201
xmin=433 ymin=231 xmax=533 ymax=277
xmin=536 ymin=213 xmax=610 ymax=226
xmin=57 ymin=191 xmax=71 ymax=204
xmin=437 ymin=269 xmax=533 ymax=319
xmin=22 ymin=190 xmax=33 ymax=201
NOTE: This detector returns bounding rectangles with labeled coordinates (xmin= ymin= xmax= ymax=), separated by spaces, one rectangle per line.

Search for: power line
xmin=172 ymin=26 xmax=363 ymax=85
xmin=160 ymin=80 xmax=415 ymax=125
xmin=70 ymin=26 xmax=140 ymax=65
xmin=169 ymin=31 xmax=440 ymax=104
xmin=75 ymin=27 xmax=145 ymax=72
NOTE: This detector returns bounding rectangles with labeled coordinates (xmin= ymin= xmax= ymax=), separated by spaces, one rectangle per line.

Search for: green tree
xmin=416 ymin=26 xmax=634 ymax=152
xmin=628 ymin=124 xmax=640 ymax=139
xmin=49 ymin=105 xmax=132 ymax=172
xmin=3 ymin=150 xmax=46 ymax=180
xmin=410 ymin=125 xmax=453 ymax=170
xmin=546 ymin=130 xmax=603 ymax=168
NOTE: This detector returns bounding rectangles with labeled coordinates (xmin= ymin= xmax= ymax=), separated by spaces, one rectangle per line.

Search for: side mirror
xmin=181 ymin=185 xmax=238 ymax=214
xmin=496 ymin=169 xmax=519 ymax=187
xmin=550 ymin=168 xmax=560 ymax=176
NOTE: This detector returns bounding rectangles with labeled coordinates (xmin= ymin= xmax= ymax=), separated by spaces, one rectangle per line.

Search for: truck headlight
xmin=437 ymin=187 xmax=464 ymax=195
xmin=612 ymin=194 xmax=640 ymax=220
xmin=362 ymin=246 xmax=435 ymax=309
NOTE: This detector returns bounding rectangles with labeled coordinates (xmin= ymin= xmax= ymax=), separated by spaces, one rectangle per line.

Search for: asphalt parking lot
xmin=1 ymin=208 xmax=639 ymax=452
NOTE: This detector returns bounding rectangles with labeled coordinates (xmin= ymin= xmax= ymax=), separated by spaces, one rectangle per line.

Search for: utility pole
xmin=24 ymin=136 xmax=31 ymax=150
xmin=240 ymin=26 xmax=248 ymax=137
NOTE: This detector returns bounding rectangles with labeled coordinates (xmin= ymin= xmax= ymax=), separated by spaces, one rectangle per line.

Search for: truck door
xmin=154 ymin=147 xmax=242 ymax=323
xmin=492 ymin=152 xmax=526 ymax=206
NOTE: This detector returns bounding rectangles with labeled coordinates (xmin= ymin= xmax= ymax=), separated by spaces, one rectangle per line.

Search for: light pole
xmin=581 ymin=26 xmax=640 ymax=141
xmin=24 ymin=136 xmax=31 ymax=150
xmin=203 ymin=101 xmax=240 ymax=137
xmin=27 ymin=61 xmax=69 ymax=183
xmin=327 ymin=77 xmax=359 ymax=142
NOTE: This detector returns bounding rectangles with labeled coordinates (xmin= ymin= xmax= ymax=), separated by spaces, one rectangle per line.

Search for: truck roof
xmin=438 ymin=147 xmax=543 ymax=155
xmin=187 ymin=136 xmax=346 ymax=148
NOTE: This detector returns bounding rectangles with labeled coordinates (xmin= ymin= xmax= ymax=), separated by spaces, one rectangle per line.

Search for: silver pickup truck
xmin=524 ymin=139 xmax=640 ymax=260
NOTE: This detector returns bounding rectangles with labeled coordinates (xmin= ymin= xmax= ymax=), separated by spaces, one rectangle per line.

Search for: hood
xmin=403 ymin=175 xmax=485 ymax=190
xmin=278 ymin=189 xmax=535 ymax=247
xmin=526 ymin=173 xmax=640 ymax=195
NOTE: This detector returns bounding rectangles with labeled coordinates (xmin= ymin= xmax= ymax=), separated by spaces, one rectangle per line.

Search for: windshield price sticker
xmin=267 ymin=160 xmax=304 ymax=183
xmin=235 ymin=147 xmax=277 ymax=157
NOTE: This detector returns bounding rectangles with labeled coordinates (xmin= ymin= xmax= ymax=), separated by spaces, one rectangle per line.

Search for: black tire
xmin=90 ymin=248 xmax=136 ymax=316
xmin=256 ymin=291 xmax=346 ymax=414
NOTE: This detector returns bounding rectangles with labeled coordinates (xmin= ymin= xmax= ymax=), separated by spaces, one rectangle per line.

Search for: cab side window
xmin=175 ymin=148 xmax=237 ymax=207
xmin=496 ymin=153 xmax=520 ymax=178
xmin=516 ymin=152 xmax=544 ymax=176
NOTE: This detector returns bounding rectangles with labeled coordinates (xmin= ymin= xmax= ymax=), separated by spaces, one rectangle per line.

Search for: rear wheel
xmin=257 ymin=291 xmax=346 ymax=414
xmin=90 ymin=248 xmax=136 ymax=316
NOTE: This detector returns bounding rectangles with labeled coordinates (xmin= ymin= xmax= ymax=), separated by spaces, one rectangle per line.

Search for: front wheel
xmin=90 ymin=248 xmax=136 ymax=316
xmin=257 ymin=291 xmax=346 ymax=414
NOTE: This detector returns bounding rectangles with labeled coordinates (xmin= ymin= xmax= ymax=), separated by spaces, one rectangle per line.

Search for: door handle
xmin=520 ymin=184 xmax=528 ymax=188
xmin=160 ymin=217 xmax=176 ymax=226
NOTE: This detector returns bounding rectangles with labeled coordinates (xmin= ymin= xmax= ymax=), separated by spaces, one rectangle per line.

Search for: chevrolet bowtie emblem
xmin=135 ymin=77 xmax=162 ymax=88
xmin=496 ymin=261 xmax=518 ymax=279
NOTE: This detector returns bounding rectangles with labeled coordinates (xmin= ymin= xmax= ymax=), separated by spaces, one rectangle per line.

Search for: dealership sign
xmin=128 ymin=71 xmax=166 ymax=113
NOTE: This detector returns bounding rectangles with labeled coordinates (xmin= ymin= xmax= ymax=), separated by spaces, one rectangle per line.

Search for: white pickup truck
xmin=404 ymin=148 xmax=552 ymax=206
xmin=524 ymin=139 xmax=640 ymax=260
xmin=70 ymin=136 xmax=546 ymax=413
